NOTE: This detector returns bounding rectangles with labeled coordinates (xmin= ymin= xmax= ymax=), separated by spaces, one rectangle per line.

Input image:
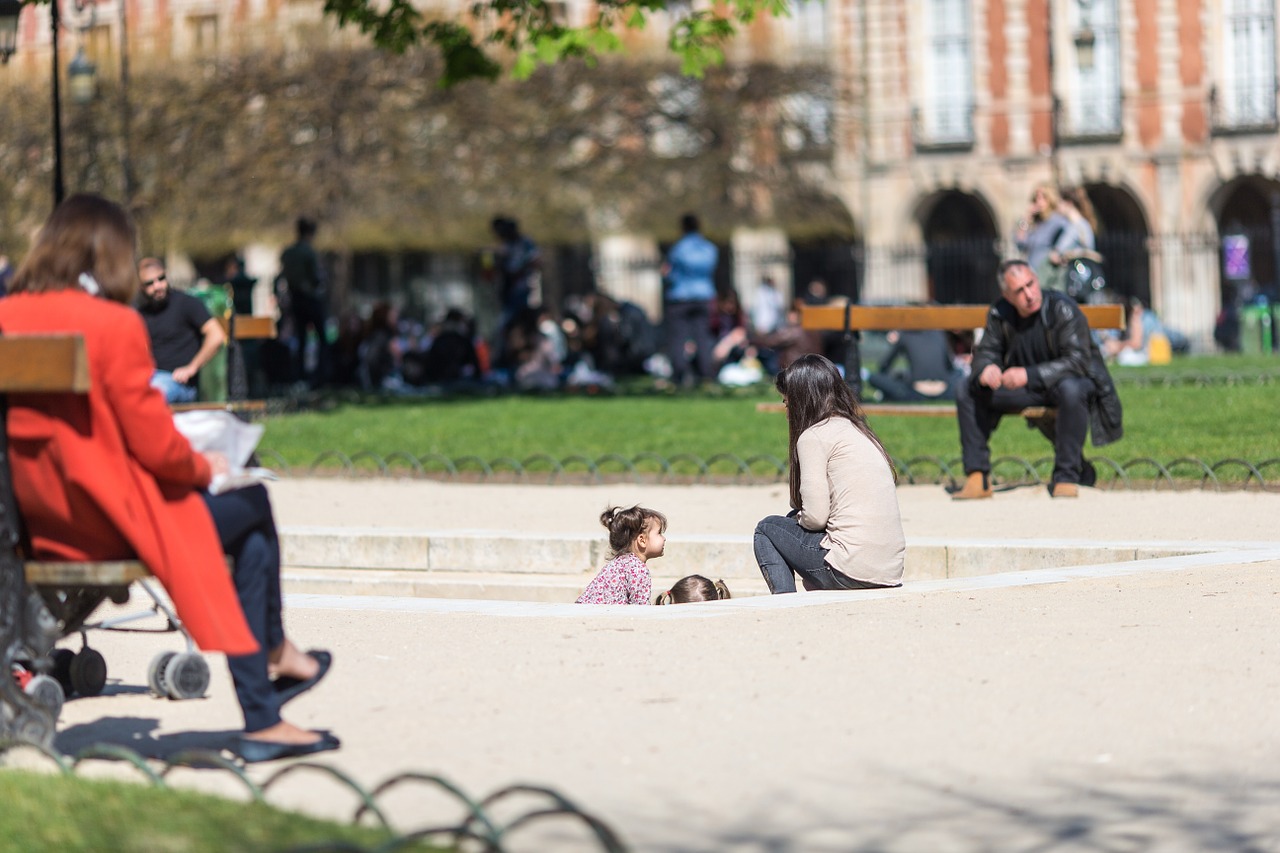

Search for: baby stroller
xmin=13 ymin=572 xmax=213 ymax=725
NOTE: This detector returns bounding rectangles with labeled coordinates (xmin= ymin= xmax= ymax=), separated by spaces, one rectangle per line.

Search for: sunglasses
xmin=142 ymin=274 xmax=167 ymax=287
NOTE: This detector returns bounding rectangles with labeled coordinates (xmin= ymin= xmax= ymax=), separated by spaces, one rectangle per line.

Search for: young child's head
xmin=601 ymin=505 xmax=667 ymax=562
xmin=654 ymin=575 xmax=732 ymax=605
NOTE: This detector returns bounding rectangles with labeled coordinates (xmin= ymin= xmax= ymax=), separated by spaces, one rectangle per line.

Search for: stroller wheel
xmin=70 ymin=648 xmax=108 ymax=697
xmin=163 ymin=653 xmax=210 ymax=701
xmin=148 ymin=651 xmax=176 ymax=698
xmin=24 ymin=673 xmax=66 ymax=721
xmin=50 ymin=649 xmax=76 ymax=696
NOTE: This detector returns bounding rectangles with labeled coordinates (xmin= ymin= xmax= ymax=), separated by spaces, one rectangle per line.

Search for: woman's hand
xmin=203 ymin=451 xmax=230 ymax=477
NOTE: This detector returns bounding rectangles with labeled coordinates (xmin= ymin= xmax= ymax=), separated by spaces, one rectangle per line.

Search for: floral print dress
xmin=575 ymin=553 xmax=652 ymax=605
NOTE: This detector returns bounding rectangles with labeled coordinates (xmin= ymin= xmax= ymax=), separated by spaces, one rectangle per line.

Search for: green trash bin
xmin=1239 ymin=303 xmax=1273 ymax=355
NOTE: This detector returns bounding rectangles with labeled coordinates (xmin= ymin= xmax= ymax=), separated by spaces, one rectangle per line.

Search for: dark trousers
xmin=665 ymin=300 xmax=716 ymax=383
xmin=290 ymin=292 xmax=331 ymax=388
xmin=202 ymin=484 xmax=284 ymax=733
xmin=753 ymin=514 xmax=885 ymax=594
xmin=955 ymin=375 xmax=1096 ymax=485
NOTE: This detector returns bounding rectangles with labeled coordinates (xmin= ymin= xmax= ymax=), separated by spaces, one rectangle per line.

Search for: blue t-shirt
xmin=665 ymin=233 xmax=718 ymax=302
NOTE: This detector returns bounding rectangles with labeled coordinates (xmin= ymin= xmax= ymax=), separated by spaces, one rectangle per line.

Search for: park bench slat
xmin=218 ymin=315 xmax=278 ymax=340
xmin=800 ymin=303 xmax=1125 ymax=332
xmin=0 ymin=335 xmax=91 ymax=393
xmin=172 ymin=399 xmax=269 ymax=414
xmin=754 ymin=401 xmax=1053 ymax=419
xmin=24 ymin=560 xmax=151 ymax=586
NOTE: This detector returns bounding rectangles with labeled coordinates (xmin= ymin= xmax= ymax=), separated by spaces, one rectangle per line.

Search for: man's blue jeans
xmin=151 ymin=370 xmax=198 ymax=403
xmin=753 ymin=514 xmax=884 ymax=594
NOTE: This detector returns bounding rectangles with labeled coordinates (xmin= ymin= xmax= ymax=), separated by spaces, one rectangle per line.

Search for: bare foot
xmin=242 ymin=720 xmax=323 ymax=746
xmin=267 ymin=640 xmax=320 ymax=682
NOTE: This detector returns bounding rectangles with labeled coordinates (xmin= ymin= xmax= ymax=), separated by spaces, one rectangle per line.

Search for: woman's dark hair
xmin=600 ymin=505 xmax=667 ymax=558
xmin=10 ymin=193 xmax=139 ymax=304
xmin=654 ymin=575 xmax=731 ymax=605
xmin=775 ymin=353 xmax=896 ymax=510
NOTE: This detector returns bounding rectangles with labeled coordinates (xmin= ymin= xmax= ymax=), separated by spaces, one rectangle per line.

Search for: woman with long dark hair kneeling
xmin=755 ymin=354 xmax=905 ymax=593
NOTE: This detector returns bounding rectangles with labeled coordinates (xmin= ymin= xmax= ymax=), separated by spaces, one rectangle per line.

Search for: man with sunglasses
xmin=136 ymin=257 xmax=226 ymax=403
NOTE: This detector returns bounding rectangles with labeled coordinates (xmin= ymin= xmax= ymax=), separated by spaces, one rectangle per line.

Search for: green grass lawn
xmin=260 ymin=354 xmax=1280 ymax=479
xmin=0 ymin=771 xmax=445 ymax=852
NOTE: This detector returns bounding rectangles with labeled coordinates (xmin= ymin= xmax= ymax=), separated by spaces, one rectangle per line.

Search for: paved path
xmin=42 ymin=481 xmax=1280 ymax=851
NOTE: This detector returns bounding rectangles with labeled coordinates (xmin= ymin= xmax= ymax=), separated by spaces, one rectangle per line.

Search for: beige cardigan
xmin=796 ymin=417 xmax=905 ymax=586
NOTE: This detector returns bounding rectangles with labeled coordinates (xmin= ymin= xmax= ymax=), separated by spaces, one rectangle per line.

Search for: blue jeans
xmin=753 ymin=514 xmax=884 ymax=594
xmin=151 ymin=370 xmax=198 ymax=403
xmin=202 ymin=485 xmax=285 ymax=733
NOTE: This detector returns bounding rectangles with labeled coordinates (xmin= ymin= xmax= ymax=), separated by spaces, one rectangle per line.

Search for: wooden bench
xmin=783 ymin=302 xmax=1126 ymax=419
xmin=217 ymin=314 xmax=278 ymax=341
xmin=211 ymin=314 xmax=278 ymax=408
xmin=0 ymin=334 xmax=166 ymax=746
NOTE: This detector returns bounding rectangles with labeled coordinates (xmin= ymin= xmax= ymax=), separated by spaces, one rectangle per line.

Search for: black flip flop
xmin=273 ymin=649 xmax=332 ymax=707
xmin=236 ymin=730 xmax=341 ymax=764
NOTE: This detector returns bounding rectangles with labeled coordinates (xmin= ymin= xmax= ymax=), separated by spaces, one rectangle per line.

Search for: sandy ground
xmin=268 ymin=478 xmax=1280 ymax=544
xmin=34 ymin=481 xmax=1280 ymax=851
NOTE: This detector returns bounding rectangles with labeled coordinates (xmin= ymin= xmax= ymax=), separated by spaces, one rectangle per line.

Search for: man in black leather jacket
xmin=953 ymin=259 xmax=1123 ymax=499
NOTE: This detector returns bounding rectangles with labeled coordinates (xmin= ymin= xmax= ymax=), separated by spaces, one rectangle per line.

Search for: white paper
xmin=172 ymin=410 xmax=277 ymax=495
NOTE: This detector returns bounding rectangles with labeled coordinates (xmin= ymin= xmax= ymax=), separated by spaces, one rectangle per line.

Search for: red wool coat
xmin=0 ymin=289 xmax=257 ymax=655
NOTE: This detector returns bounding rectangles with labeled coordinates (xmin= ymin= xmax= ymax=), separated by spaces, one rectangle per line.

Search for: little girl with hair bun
xmin=654 ymin=575 xmax=731 ymax=605
xmin=575 ymin=505 xmax=667 ymax=605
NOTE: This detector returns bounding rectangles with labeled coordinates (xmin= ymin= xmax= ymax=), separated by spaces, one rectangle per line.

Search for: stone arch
xmin=914 ymin=189 xmax=1001 ymax=303
xmin=1209 ymin=175 xmax=1280 ymax=304
xmin=1085 ymin=182 xmax=1151 ymax=304
xmin=788 ymin=194 xmax=862 ymax=302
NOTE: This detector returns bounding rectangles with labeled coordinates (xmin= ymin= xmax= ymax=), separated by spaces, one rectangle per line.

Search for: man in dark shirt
xmin=136 ymin=257 xmax=226 ymax=403
xmin=952 ymin=259 xmax=1122 ymax=500
xmin=278 ymin=216 xmax=330 ymax=387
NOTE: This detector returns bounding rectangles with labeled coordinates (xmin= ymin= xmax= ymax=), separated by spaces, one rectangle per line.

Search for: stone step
xmin=278 ymin=526 xmax=1234 ymax=600
xmin=281 ymin=568 xmax=772 ymax=602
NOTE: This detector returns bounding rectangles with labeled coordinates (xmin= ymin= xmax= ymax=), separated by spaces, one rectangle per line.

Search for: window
xmin=188 ymin=14 xmax=218 ymax=55
xmin=792 ymin=0 xmax=826 ymax=53
xmin=916 ymin=0 xmax=973 ymax=148
xmin=1063 ymin=0 xmax=1122 ymax=139
xmin=1218 ymin=0 xmax=1276 ymax=129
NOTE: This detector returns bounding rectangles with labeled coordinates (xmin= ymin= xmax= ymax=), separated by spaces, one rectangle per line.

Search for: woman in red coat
xmin=0 ymin=195 xmax=337 ymax=762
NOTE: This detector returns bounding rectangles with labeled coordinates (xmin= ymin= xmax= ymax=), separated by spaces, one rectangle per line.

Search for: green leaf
xmin=512 ymin=50 xmax=539 ymax=79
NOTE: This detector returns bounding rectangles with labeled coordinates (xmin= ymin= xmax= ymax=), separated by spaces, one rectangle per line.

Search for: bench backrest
xmin=801 ymin=303 xmax=1126 ymax=332
xmin=217 ymin=315 xmax=278 ymax=341
xmin=0 ymin=335 xmax=90 ymax=393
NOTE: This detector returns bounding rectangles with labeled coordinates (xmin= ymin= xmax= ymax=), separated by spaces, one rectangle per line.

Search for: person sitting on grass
xmin=654 ymin=575 xmax=731 ymax=604
xmin=576 ymin=506 xmax=667 ymax=605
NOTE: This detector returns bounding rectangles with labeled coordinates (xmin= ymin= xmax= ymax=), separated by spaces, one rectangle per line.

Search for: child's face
xmin=638 ymin=518 xmax=666 ymax=561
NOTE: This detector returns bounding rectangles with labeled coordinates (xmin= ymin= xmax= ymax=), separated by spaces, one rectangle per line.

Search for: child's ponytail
xmin=600 ymin=505 xmax=668 ymax=557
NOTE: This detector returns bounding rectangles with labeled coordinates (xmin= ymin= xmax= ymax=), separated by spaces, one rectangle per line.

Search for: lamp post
xmin=0 ymin=1 xmax=97 ymax=208
xmin=50 ymin=0 xmax=66 ymax=206
xmin=0 ymin=0 xmax=19 ymax=62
